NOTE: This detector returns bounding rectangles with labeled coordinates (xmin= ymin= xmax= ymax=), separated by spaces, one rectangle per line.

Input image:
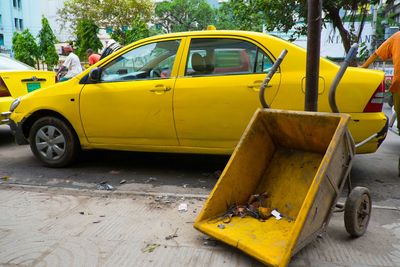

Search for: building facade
xmin=0 ymin=0 xmax=72 ymax=54
xmin=0 ymin=0 xmax=24 ymax=53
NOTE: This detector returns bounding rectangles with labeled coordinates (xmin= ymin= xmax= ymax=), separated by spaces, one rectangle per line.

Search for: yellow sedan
xmin=0 ymin=55 xmax=56 ymax=124
xmin=8 ymin=30 xmax=387 ymax=167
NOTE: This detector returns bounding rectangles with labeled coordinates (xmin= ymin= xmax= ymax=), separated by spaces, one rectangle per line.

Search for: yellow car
xmin=7 ymin=30 xmax=387 ymax=167
xmin=0 ymin=54 xmax=56 ymax=124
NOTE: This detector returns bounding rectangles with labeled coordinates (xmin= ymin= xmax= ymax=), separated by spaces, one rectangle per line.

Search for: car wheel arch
xmin=22 ymin=110 xmax=78 ymax=141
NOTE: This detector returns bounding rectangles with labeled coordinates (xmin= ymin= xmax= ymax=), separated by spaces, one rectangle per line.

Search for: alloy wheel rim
xmin=35 ymin=125 xmax=66 ymax=160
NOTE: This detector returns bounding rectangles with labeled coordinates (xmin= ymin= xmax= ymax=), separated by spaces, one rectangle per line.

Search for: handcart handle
xmin=259 ymin=49 xmax=288 ymax=108
xmin=328 ymin=43 xmax=359 ymax=113
xmin=328 ymin=44 xmax=385 ymax=149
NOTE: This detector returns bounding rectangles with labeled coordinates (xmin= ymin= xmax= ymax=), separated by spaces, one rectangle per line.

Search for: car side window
xmin=101 ymin=40 xmax=180 ymax=82
xmin=254 ymin=48 xmax=274 ymax=73
xmin=185 ymin=38 xmax=273 ymax=76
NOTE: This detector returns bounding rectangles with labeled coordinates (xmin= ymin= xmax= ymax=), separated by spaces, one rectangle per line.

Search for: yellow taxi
xmin=0 ymin=55 xmax=56 ymax=124
xmin=7 ymin=30 xmax=387 ymax=167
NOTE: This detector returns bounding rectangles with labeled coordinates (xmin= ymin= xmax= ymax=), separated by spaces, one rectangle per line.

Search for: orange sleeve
xmin=376 ymin=37 xmax=393 ymax=61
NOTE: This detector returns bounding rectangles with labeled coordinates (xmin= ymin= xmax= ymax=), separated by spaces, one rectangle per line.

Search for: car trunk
xmin=319 ymin=66 xmax=384 ymax=114
xmin=0 ymin=70 xmax=56 ymax=98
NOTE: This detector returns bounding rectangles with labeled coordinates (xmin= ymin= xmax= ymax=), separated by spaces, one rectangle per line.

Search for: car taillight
xmin=363 ymin=81 xmax=384 ymax=112
xmin=0 ymin=77 xmax=11 ymax=97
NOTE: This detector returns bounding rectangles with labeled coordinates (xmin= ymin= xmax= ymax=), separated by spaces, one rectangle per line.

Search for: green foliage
xmin=12 ymin=29 xmax=40 ymax=68
xmin=262 ymin=1 xmax=306 ymax=35
xmin=38 ymin=17 xmax=59 ymax=70
xmin=375 ymin=7 xmax=399 ymax=48
xmin=358 ymin=41 xmax=370 ymax=61
xmin=58 ymin=0 xmax=153 ymax=35
xmin=251 ymin=0 xmax=385 ymax=52
xmin=75 ymin=19 xmax=103 ymax=59
xmin=154 ymin=0 xmax=215 ymax=33
xmin=215 ymin=0 xmax=265 ymax=32
xmin=111 ymin=17 xmax=149 ymax=45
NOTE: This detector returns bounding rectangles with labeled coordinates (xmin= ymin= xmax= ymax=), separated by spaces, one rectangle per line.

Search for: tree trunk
xmin=356 ymin=6 xmax=368 ymax=43
xmin=325 ymin=6 xmax=351 ymax=53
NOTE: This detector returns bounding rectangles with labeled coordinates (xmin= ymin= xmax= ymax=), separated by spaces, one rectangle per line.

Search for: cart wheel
xmin=344 ymin=186 xmax=371 ymax=237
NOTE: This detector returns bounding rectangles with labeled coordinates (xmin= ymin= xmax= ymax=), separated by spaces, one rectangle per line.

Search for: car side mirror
xmin=89 ymin=67 xmax=102 ymax=82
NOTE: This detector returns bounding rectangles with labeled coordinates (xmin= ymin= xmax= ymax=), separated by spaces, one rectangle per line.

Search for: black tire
xmin=29 ymin=116 xmax=80 ymax=167
xmin=344 ymin=186 xmax=372 ymax=237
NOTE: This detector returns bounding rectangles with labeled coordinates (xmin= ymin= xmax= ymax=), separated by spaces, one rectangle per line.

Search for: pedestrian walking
xmin=57 ymin=45 xmax=83 ymax=82
xmin=362 ymin=31 xmax=400 ymax=134
xmin=87 ymin=48 xmax=101 ymax=66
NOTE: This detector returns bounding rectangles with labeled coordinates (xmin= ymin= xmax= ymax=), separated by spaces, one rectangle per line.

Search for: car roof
xmin=0 ymin=54 xmax=35 ymax=71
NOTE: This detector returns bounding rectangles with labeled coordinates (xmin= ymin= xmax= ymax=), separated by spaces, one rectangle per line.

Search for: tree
xmin=215 ymin=0 xmax=265 ymax=32
xmin=38 ymin=16 xmax=59 ymax=70
xmin=12 ymin=29 xmax=40 ymax=68
xmin=75 ymin=19 xmax=103 ymax=59
xmin=374 ymin=5 xmax=399 ymax=48
xmin=257 ymin=0 xmax=392 ymax=53
xmin=58 ymin=0 xmax=153 ymax=35
xmin=154 ymin=0 xmax=215 ymax=33
xmin=113 ymin=17 xmax=162 ymax=45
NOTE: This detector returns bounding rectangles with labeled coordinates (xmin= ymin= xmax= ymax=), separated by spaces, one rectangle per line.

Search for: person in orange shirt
xmin=362 ymin=31 xmax=400 ymax=134
xmin=87 ymin=48 xmax=101 ymax=66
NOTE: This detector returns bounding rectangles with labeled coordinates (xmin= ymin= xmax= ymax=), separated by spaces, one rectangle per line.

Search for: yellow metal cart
xmin=194 ymin=109 xmax=371 ymax=266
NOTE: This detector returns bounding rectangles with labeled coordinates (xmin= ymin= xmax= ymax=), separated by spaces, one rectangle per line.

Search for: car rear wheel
xmin=29 ymin=116 xmax=80 ymax=167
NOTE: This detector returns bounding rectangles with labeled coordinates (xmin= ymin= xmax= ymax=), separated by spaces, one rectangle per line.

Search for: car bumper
xmin=0 ymin=111 xmax=11 ymax=124
xmin=9 ymin=119 xmax=29 ymax=145
xmin=348 ymin=112 xmax=388 ymax=154
xmin=0 ymin=97 xmax=13 ymax=125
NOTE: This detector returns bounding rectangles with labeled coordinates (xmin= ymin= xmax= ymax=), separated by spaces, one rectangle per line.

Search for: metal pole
xmin=305 ymin=0 xmax=322 ymax=111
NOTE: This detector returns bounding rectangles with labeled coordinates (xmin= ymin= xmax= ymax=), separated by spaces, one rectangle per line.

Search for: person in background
xmin=87 ymin=48 xmax=101 ymax=66
xmin=100 ymin=40 xmax=122 ymax=60
xmin=57 ymin=45 xmax=83 ymax=82
xmin=362 ymin=31 xmax=400 ymax=134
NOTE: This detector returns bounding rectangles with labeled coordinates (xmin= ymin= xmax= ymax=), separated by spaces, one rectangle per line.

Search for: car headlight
xmin=10 ymin=97 xmax=21 ymax=112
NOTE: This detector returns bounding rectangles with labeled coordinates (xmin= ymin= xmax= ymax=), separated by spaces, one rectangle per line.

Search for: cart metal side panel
xmin=194 ymin=109 xmax=353 ymax=267
xmin=294 ymin=130 xmax=354 ymax=254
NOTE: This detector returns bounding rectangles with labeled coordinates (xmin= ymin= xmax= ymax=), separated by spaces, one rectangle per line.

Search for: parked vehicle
xmin=0 ymin=55 xmax=56 ymax=124
xmin=6 ymin=30 xmax=388 ymax=167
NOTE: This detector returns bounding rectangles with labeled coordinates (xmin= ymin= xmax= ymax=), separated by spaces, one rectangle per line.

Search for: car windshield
xmin=0 ymin=55 xmax=35 ymax=70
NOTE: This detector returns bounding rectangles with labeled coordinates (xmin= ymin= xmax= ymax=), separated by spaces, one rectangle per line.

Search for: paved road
xmin=0 ymin=124 xmax=227 ymax=195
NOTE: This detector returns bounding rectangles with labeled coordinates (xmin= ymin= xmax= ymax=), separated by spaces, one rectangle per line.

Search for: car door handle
xmin=248 ymin=81 xmax=271 ymax=90
xmin=150 ymin=85 xmax=171 ymax=93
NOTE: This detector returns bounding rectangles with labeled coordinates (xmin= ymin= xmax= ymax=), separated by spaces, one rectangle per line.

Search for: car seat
xmin=191 ymin=53 xmax=206 ymax=75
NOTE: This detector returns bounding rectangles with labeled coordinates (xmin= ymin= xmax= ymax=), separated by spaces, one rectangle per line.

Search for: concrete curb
xmin=2 ymin=183 xmax=399 ymax=211
xmin=0 ymin=183 xmax=209 ymax=200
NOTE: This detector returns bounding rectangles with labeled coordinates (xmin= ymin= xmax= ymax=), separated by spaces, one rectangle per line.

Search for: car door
xmin=173 ymin=36 xmax=281 ymax=149
xmin=80 ymin=38 xmax=184 ymax=146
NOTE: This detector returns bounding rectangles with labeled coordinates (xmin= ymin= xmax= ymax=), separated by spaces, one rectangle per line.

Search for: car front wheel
xmin=29 ymin=116 xmax=80 ymax=167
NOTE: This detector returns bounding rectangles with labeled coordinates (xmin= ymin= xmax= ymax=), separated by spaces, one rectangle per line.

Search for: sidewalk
xmin=0 ymin=185 xmax=399 ymax=267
